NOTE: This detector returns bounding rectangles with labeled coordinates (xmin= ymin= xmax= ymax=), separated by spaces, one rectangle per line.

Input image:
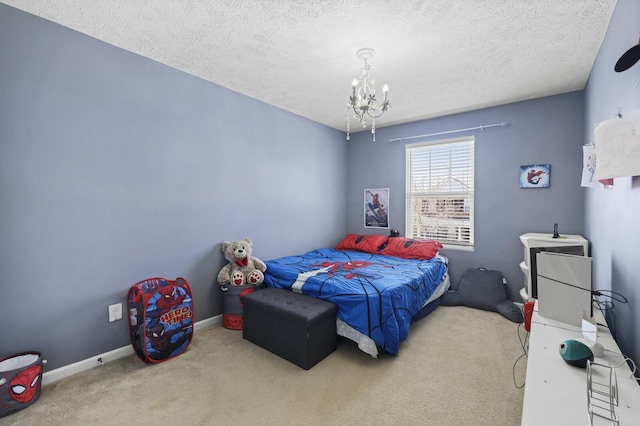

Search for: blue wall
xmin=584 ymin=0 xmax=640 ymax=366
xmin=0 ymin=5 xmax=347 ymax=370
xmin=346 ymin=92 xmax=586 ymax=300
xmin=3 ymin=0 xmax=639 ymax=374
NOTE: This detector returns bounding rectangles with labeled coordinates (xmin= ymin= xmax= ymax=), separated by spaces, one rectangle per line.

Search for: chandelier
xmin=346 ymin=48 xmax=390 ymax=142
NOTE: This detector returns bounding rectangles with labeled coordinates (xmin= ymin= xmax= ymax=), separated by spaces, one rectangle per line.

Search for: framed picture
xmin=364 ymin=188 xmax=389 ymax=228
xmin=520 ymin=164 xmax=550 ymax=188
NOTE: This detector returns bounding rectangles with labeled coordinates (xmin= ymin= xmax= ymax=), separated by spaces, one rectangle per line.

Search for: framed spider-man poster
xmin=364 ymin=188 xmax=389 ymax=228
xmin=520 ymin=164 xmax=550 ymax=188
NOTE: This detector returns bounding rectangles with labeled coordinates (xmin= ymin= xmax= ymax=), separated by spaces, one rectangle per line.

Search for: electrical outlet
xmin=108 ymin=303 xmax=122 ymax=322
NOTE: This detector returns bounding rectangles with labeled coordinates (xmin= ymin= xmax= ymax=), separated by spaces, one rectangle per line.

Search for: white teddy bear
xmin=217 ymin=238 xmax=267 ymax=288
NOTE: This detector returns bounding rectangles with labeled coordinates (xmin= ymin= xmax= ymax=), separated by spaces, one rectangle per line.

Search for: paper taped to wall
xmin=594 ymin=108 xmax=640 ymax=180
xmin=581 ymin=144 xmax=597 ymax=187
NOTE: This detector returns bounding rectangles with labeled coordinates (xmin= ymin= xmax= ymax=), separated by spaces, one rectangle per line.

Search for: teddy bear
xmin=217 ymin=237 xmax=267 ymax=288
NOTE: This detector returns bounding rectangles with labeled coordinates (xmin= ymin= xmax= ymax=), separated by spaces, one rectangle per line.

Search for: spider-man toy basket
xmin=0 ymin=352 xmax=45 ymax=417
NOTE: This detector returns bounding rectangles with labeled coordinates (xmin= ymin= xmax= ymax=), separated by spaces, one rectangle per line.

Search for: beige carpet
xmin=1 ymin=306 xmax=527 ymax=426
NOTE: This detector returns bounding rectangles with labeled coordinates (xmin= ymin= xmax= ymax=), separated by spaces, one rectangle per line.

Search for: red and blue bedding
xmin=263 ymin=247 xmax=448 ymax=356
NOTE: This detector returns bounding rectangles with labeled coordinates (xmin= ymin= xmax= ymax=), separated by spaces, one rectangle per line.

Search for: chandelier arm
xmin=350 ymin=105 xmax=365 ymax=120
xmin=364 ymin=107 xmax=387 ymax=119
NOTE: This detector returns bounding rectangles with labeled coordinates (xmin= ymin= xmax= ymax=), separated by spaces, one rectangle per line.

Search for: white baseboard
xmin=193 ymin=315 xmax=220 ymax=330
xmin=42 ymin=315 xmax=222 ymax=386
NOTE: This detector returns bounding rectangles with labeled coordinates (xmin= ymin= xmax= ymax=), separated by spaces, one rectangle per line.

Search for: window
xmin=405 ymin=136 xmax=474 ymax=249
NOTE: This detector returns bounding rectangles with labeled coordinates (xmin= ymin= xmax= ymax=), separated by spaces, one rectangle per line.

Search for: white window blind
xmin=405 ymin=136 xmax=474 ymax=248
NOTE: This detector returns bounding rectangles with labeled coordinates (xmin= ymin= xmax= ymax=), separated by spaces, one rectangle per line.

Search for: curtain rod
xmin=389 ymin=122 xmax=508 ymax=143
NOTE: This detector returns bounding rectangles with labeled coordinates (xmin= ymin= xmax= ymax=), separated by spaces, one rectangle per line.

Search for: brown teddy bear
xmin=217 ymin=238 xmax=267 ymax=288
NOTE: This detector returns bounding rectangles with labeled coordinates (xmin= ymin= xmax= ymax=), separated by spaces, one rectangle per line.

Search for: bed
xmin=262 ymin=234 xmax=449 ymax=358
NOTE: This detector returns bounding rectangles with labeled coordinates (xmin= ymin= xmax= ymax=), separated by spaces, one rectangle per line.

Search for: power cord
xmin=512 ymin=304 xmax=530 ymax=389
xmin=591 ymin=291 xmax=637 ymax=384
xmin=592 ymin=289 xmax=628 ymax=305
xmin=592 ymin=289 xmax=628 ymax=341
xmin=603 ymin=348 xmax=640 ymax=384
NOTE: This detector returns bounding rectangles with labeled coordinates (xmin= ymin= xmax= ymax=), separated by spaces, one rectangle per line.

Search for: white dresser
xmin=519 ymin=233 xmax=589 ymax=301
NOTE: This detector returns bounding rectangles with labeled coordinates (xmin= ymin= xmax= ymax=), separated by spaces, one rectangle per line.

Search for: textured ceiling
xmin=2 ymin=0 xmax=617 ymax=132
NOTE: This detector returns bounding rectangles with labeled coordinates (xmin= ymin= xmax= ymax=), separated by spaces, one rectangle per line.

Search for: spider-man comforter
xmin=263 ymin=248 xmax=448 ymax=356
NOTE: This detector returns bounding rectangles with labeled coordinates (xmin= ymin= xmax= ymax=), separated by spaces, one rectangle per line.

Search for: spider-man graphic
xmin=154 ymin=286 xmax=187 ymax=312
xmin=143 ymin=285 xmax=190 ymax=325
xmin=141 ymin=279 xmax=161 ymax=294
xmin=379 ymin=237 xmax=442 ymax=260
xmin=146 ymin=321 xmax=192 ymax=360
xmin=312 ymin=260 xmax=386 ymax=280
xmin=8 ymin=365 xmax=41 ymax=404
xmin=0 ymin=363 xmax=42 ymax=417
xmin=144 ymin=287 xmax=192 ymax=358
xmin=527 ymin=169 xmax=545 ymax=185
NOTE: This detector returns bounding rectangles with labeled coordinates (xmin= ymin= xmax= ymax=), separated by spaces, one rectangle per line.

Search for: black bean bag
xmin=440 ymin=267 xmax=523 ymax=323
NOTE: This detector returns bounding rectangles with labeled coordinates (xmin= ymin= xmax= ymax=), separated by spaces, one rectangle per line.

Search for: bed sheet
xmin=263 ymin=248 xmax=448 ymax=356
xmin=336 ymin=271 xmax=450 ymax=358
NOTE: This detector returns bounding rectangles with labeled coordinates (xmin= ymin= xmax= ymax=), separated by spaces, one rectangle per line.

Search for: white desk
xmin=521 ymin=303 xmax=640 ymax=425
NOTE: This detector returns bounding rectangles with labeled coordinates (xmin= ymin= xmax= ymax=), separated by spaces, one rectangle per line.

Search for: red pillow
xmin=378 ymin=237 xmax=442 ymax=260
xmin=336 ymin=234 xmax=387 ymax=253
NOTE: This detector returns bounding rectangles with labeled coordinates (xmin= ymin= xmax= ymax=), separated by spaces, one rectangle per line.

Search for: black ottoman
xmin=242 ymin=288 xmax=337 ymax=370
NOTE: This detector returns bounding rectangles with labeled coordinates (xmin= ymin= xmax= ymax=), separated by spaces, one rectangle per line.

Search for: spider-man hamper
xmin=0 ymin=352 xmax=45 ymax=417
xmin=127 ymin=277 xmax=194 ymax=363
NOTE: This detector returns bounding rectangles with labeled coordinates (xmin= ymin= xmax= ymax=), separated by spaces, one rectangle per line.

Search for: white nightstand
xmin=519 ymin=233 xmax=589 ymax=301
